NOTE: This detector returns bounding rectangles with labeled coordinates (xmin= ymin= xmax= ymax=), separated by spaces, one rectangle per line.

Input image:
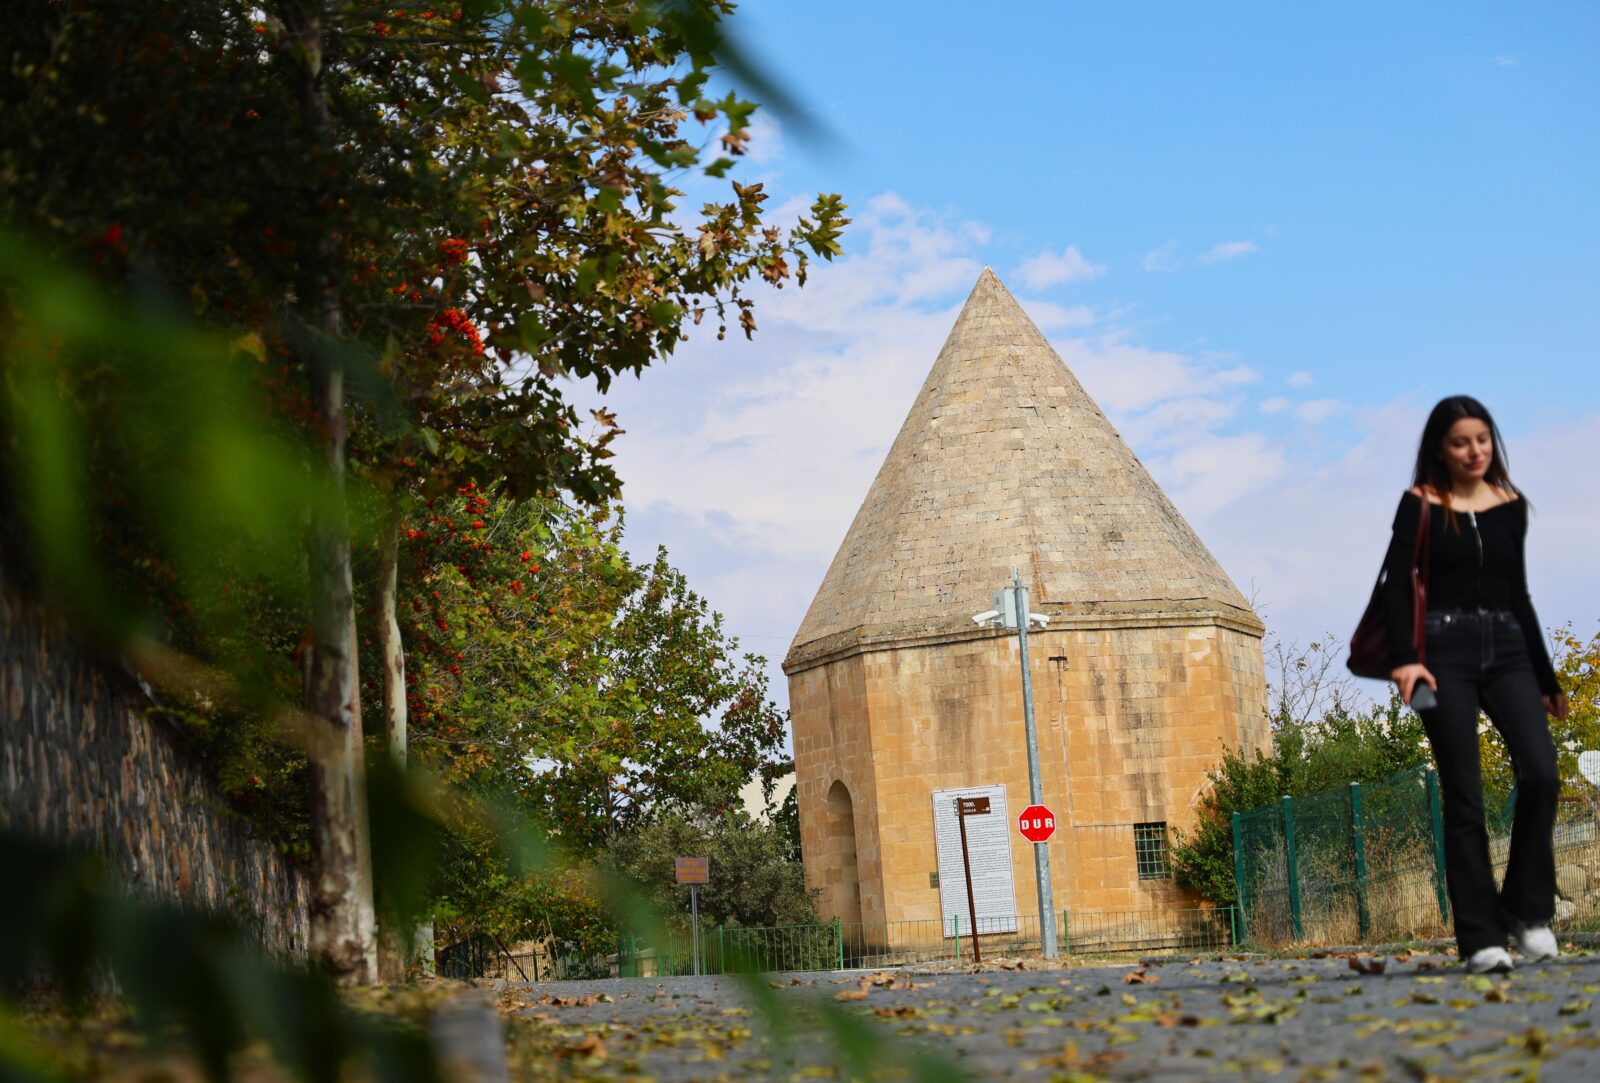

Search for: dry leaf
xmin=540 ymin=993 xmax=603 ymax=1007
xmin=1348 ymin=956 xmax=1387 ymax=976
xmin=1122 ymin=969 xmax=1160 ymax=985
xmin=562 ymin=1034 xmax=607 ymax=1060
xmin=834 ymin=988 xmax=869 ymax=1002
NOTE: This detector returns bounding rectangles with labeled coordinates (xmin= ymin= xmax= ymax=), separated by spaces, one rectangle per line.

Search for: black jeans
xmin=1418 ymin=609 xmax=1558 ymax=955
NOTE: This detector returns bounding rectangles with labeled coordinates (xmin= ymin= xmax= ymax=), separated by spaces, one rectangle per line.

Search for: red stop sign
xmin=1018 ymin=804 xmax=1056 ymax=843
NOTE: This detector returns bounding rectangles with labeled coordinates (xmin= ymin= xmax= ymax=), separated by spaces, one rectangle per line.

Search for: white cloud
xmin=574 ymin=191 xmax=1595 ymax=719
xmin=1112 ymin=395 xmax=1240 ymax=452
xmin=1020 ymin=299 xmax=1096 ymax=331
xmin=1015 ymin=244 xmax=1106 ymax=289
xmin=744 ymin=109 xmax=785 ymax=165
xmin=1199 ymin=240 xmax=1260 ymax=264
xmin=1171 ymin=399 xmax=1596 ymax=707
xmin=1492 ymin=55 xmax=1519 ymax=67
xmin=1057 ymin=333 xmax=1258 ymax=414
xmin=1142 ymin=240 xmax=1180 ymax=272
xmin=1148 ymin=432 xmax=1289 ymax=514
xmin=1287 ymin=370 xmax=1314 ymax=388
xmin=1294 ymin=398 xmax=1344 ymax=424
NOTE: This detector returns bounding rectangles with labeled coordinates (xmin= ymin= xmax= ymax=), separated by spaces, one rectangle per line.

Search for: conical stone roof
xmin=784 ymin=268 xmax=1262 ymax=674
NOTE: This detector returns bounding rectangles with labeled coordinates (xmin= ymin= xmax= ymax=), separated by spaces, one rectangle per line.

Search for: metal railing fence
xmin=1233 ymin=762 xmax=1600 ymax=947
xmin=597 ymin=905 xmax=1236 ymax=979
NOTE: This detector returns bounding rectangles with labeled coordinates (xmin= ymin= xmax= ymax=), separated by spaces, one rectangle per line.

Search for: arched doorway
xmin=824 ymin=780 xmax=863 ymax=925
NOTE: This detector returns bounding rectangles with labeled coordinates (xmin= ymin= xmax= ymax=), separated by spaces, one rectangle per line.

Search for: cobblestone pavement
xmin=506 ymin=947 xmax=1600 ymax=1081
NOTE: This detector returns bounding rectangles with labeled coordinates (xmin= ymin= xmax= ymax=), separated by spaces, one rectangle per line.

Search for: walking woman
xmin=1382 ymin=395 xmax=1569 ymax=973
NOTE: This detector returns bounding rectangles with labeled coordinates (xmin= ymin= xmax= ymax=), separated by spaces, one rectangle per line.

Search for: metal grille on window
xmin=1134 ymin=821 xmax=1170 ymax=880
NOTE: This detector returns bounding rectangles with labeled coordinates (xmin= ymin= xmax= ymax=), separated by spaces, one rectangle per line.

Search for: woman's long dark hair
xmin=1411 ymin=396 xmax=1523 ymax=524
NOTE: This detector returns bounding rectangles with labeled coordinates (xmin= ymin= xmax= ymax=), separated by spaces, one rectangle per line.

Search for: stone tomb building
xmin=782 ymin=270 xmax=1268 ymax=945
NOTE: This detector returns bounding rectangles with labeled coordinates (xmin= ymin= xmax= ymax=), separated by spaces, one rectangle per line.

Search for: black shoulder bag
xmin=1348 ymin=497 xmax=1431 ymax=679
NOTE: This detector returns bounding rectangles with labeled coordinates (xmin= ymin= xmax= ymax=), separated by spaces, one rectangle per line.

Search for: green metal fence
xmin=572 ymin=906 xmax=1238 ymax=980
xmin=1234 ymin=763 xmax=1600 ymax=947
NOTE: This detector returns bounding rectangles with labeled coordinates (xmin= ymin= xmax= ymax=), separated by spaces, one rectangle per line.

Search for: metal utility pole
xmin=974 ymin=568 xmax=1058 ymax=959
xmin=1010 ymin=567 xmax=1058 ymax=959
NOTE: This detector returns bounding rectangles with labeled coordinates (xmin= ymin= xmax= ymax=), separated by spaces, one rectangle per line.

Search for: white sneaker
xmin=1510 ymin=923 xmax=1560 ymax=962
xmin=1468 ymin=946 xmax=1515 ymax=974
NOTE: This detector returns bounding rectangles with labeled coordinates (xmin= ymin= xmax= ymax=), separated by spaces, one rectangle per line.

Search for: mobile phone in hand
xmin=1410 ymin=684 xmax=1437 ymax=712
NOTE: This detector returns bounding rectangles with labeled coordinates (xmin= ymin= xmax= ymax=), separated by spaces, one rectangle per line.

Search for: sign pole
xmin=690 ymin=884 xmax=701 ymax=977
xmin=1014 ymin=567 xmax=1059 ymax=959
xmin=955 ymin=795 xmax=990 ymax=965
xmin=673 ymin=856 xmax=709 ymax=977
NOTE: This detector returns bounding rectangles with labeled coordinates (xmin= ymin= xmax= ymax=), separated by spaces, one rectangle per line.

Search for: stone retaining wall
xmin=1 ymin=576 xmax=308 ymax=956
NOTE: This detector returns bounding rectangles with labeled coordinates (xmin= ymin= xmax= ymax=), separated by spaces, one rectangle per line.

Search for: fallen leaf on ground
xmin=1122 ymin=969 xmax=1160 ymax=985
xmin=560 ymin=1034 xmax=606 ymax=1060
xmin=874 ymin=1005 xmax=922 ymax=1019
xmin=1348 ymin=956 xmax=1387 ymax=976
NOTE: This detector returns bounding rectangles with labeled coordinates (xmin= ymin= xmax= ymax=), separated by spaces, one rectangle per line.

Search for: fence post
xmin=618 ymin=935 xmax=637 ymax=978
xmin=716 ymin=925 xmax=725 ymax=975
xmin=1282 ymin=795 xmax=1303 ymax=941
xmin=1425 ymin=768 xmax=1450 ymax=924
xmin=1061 ymin=909 xmax=1070 ymax=956
xmin=835 ymin=917 xmax=844 ymax=971
xmin=1350 ymin=782 xmax=1370 ymax=941
xmin=1231 ymin=811 xmax=1249 ymax=943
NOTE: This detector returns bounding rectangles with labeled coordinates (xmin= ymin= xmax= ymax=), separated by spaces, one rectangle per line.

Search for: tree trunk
xmin=378 ymin=508 xmax=407 ymax=767
xmin=283 ymin=0 xmax=377 ymax=984
xmin=376 ymin=507 xmax=434 ymax=978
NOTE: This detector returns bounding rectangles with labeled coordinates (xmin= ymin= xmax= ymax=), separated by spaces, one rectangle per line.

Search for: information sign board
xmin=931 ymin=785 xmax=1017 ymax=936
xmin=674 ymin=856 xmax=709 ymax=884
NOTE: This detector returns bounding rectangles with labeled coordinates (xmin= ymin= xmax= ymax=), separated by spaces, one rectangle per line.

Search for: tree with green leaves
xmin=377 ymin=486 xmax=791 ymax=944
xmin=2 ymin=0 xmax=846 ymax=983
xmin=1170 ymin=668 xmax=1428 ymax=907
xmin=604 ymin=810 xmax=821 ymax=932
xmin=1480 ymin=625 xmax=1600 ymax=795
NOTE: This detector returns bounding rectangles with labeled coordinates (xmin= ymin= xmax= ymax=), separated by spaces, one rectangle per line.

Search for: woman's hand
xmin=1390 ymin=663 xmax=1437 ymax=705
xmin=1544 ymin=692 xmax=1569 ymax=721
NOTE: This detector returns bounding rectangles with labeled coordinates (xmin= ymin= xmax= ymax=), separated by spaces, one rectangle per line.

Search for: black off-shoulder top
xmin=1380 ymin=491 xmax=1559 ymax=695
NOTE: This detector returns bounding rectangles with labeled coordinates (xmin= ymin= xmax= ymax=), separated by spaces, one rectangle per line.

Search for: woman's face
xmin=1440 ymin=417 xmax=1494 ymax=484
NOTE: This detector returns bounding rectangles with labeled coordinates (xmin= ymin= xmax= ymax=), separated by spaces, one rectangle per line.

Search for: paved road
xmin=503 ymin=947 xmax=1600 ymax=1080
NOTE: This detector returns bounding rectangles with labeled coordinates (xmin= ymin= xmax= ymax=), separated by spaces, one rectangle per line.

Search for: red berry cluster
xmin=428 ymin=308 xmax=484 ymax=355
xmin=394 ymin=482 xmax=549 ymax=750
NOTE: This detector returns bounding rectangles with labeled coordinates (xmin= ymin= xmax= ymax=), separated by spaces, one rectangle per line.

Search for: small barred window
xmin=1134 ymin=822 xmax=1170 ymax=880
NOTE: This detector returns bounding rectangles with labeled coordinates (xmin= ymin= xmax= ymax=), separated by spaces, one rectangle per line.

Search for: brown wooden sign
xmin=674 ymin=856 xmax=709 ymax=885
xmin=953 ymin=795 xmax=991 ymax=963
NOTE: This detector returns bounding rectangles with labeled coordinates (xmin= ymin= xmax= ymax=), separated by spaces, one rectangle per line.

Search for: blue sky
xmin=580 ymin=1 xmax=1599 ymax=715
